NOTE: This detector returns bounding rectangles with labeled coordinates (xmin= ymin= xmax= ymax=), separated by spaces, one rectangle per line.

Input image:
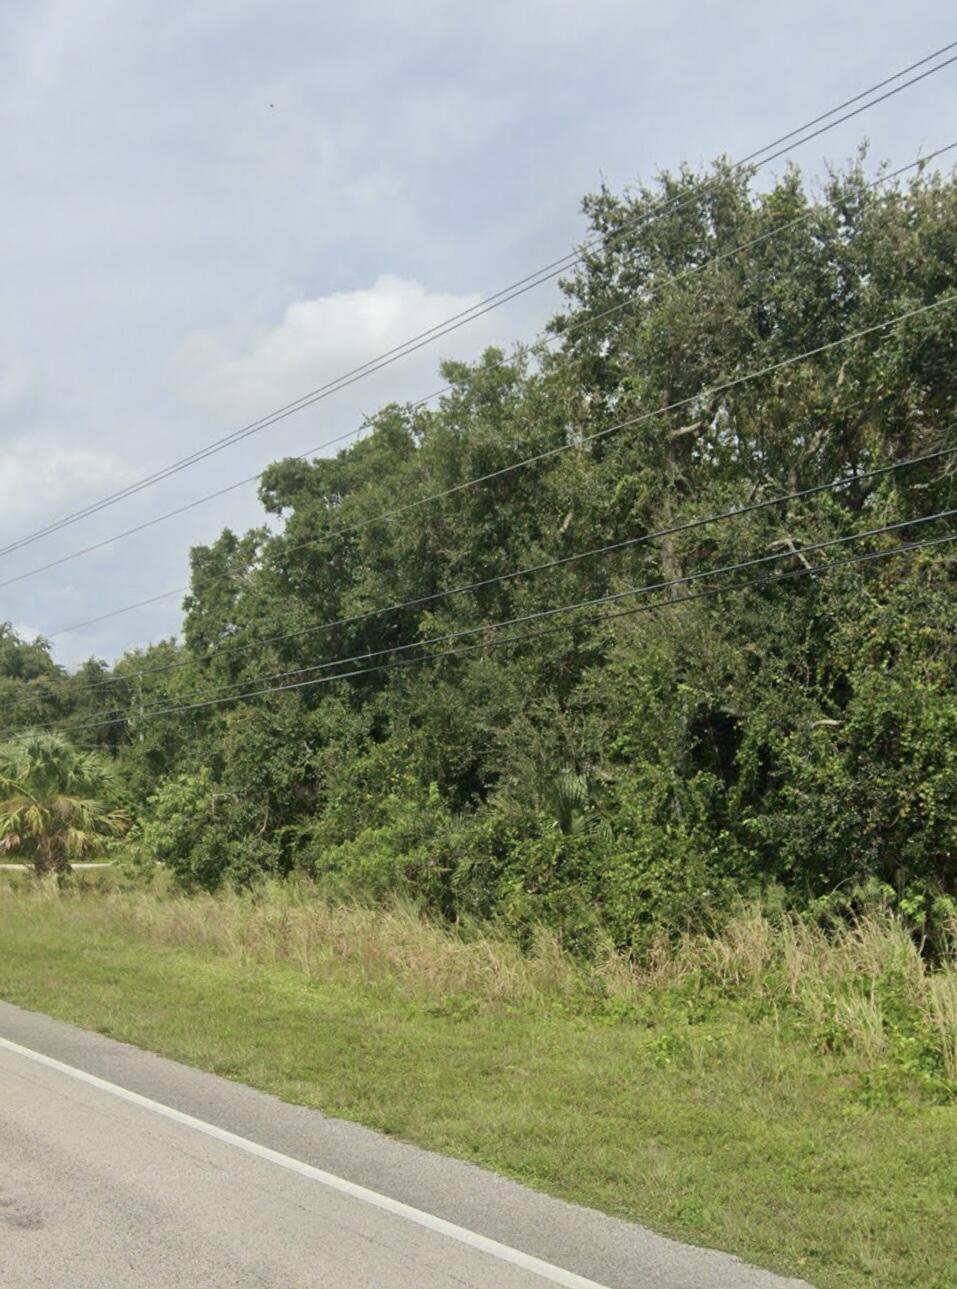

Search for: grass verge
xmin=0 ymin=878 xmax=955 ymax=1289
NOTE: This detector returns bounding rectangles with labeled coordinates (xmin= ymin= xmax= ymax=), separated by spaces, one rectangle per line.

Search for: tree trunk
xmin=33 ymin=838 xmax=72 ymax=878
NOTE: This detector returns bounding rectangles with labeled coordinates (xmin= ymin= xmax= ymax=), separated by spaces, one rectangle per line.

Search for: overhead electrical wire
xmin=16 ymin=437 xmax=957 ymax=711
xmin=2 ymin=41 xmax=956 ymax=566
xmin=2 ymin=39 xmax=954 ymax=756
xmin=42 ymin=527 xmax=957 ymax=739
xmin=30 ymin=502 xmax=957 ymax=733
xmin=7 ymin=141 xmax=956 ymax=606
xmin=0 ymin=386 xmax=444 ymax=592
xmin=48 ymin=586 xmax=191 ymax=639
xmin=18 ymin=287 xmax=957 ymax=663
xmin=7 ymin=288 xmax=955 ymax=725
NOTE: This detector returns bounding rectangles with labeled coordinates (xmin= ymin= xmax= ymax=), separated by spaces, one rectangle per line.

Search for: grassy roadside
xmin=0 ymin=881 xmax=955 ymax=1289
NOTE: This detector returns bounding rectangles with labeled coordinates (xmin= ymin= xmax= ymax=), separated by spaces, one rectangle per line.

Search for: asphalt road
xmin=0 ymin=1001 xmax=812 ymax=1288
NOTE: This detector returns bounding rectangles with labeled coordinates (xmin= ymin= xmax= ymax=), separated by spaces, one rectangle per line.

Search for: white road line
xmin=0 ymin=1034 xmax=609 ymax=1289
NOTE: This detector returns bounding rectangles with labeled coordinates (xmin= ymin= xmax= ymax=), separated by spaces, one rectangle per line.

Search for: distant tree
xmin=0 ymin=623 xmax=69 ymax=731
xmin=0 ymin=732 xmax=130 ymax=876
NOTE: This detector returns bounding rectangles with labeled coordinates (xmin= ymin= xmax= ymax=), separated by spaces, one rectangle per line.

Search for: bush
xmin=128 ymin=768 xmax=281 ymax=890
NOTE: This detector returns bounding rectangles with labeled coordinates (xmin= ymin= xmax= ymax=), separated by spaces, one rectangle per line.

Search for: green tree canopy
xmin=2 ymin=156 xmax=956 ymax=943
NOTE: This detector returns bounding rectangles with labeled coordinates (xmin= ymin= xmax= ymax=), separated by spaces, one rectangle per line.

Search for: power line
xmin=44 ymin=527 xmax=957 ymax=737
xmin=20 ymin=437 xmax=957 ymax=709
xmin=35 ymin=503 xmax=957 ymax=732
xmin=24 ymin=286 xmax=957 ymax=657
xmin=0 ymin=387 xmax=444 ymax=594
xmin=9 ymin=141 xmax=956 ymax=604
xmin=49 ymin=586 xmax=188 ymax=639
xmin=2 ymin=43 xmax=956 ymax=565
xmin=300 ymin=296 xmax=955 ymax=549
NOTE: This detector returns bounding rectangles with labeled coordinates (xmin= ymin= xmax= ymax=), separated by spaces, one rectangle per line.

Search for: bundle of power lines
xmin=1 ymin=39 xmax=956 ymax=741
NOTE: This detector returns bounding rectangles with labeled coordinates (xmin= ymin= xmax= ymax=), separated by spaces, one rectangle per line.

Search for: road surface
xmin=0 ymin=1001 xmax=811 ymax=1288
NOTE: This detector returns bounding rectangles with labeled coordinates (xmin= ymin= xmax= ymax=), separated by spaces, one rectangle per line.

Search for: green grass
xmin=0 ymin=883 xmax=954 ymax=1289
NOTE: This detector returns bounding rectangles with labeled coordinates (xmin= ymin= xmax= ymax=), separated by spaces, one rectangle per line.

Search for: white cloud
xmin=177 ymin=274 xmax=485 ymax=421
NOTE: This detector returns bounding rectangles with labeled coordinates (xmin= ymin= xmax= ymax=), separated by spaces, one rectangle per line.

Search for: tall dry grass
xmin=7 ymin=876 xmax=957 ymax=1080
xmin=46 ymin=878 xmax=587 ymax=1003
xmin=642 ymin=904 xmax=957 ymax=1080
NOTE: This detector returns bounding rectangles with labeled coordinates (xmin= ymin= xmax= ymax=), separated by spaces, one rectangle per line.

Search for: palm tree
xmin=0 ymin=732 xmax=130 ymax=876
xmin=546 ymin=769 xmax=592 ymax=837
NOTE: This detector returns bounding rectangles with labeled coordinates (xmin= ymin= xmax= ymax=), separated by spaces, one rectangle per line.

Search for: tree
xmin=2 ymin=157 xmax=954 ymax=934
xmin=0 ymin=732 xmax=130 ymax=876
xmin=0 ymin=623 xmax=69 ymax=730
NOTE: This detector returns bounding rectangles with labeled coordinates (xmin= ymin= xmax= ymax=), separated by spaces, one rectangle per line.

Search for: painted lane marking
xmin=0 ymin=1034 xmax=609 ymax=1289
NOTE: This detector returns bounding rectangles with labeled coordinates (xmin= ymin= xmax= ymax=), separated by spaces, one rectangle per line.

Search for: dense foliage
xmin=2 ymin=157 xmax=956 ymax=944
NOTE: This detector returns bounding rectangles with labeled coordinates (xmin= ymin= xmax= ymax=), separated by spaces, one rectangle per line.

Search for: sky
xmin=1 ymin=0 xmax=955 ymax=668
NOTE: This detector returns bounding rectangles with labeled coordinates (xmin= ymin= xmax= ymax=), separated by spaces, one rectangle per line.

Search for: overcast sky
xmin=1 ymin=0 xmax=955 ymax=668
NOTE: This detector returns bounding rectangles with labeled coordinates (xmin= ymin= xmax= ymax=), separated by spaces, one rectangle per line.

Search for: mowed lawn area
xmin=0 ymin=882 xmax=955 ymax=1289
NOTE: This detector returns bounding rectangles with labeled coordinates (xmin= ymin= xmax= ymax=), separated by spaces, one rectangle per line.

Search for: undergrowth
xmin=8 ymin=875 xmax=956 ymax=1099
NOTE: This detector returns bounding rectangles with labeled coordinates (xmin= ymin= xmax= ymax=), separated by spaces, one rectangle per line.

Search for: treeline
xmin=3 ymin=156 xmax=957 ymax=947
